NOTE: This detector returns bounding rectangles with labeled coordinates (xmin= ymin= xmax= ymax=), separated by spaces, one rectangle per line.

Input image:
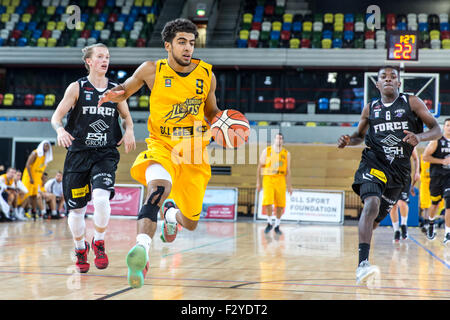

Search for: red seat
xmin=386 ymin=13 xmax=396 ymax=25
xmin=108 ymin=13 xmax=118 ymax=23
xmin=442 ymin=30 xmax=450 ymax=39
xmin=281 ymin=30 xmax=291 ymax=41
xmin=365 ymin=30 xmax=375 ymax=39
xmin=251 ymin=22 xmax=261 ymax=31
xmin=285 ymin=97 xmax=295 ymax=110
xmin=0 ymin=94 xmax=3 ymax=105
xmin=81 ymin=30 xmax=90 ymax=38
xmin=24 ymin=94 xmax=34 ymax=106
xmin=11 ymin=29 xmax=21 ymax=39
xmin=93 ymin=7 xmax=102 ymax=15
xmin=301 ymin=38 xmax=310 ymax=48
xmin=264 ymin=5 xmax=274 ymax=16
xmin=42 ymin=29 xmax=51 ymax=38
xmin=344 ymin=22 xmax=354 ymax=31
xmin=274 ymin=97 xmax=284 ymax=110
xmin=26 ymin=6 xmax=36 ymax=14
xmin=386 ymin=23 xmax=395 ymax=31
xmin=248 ymin=39 xmax=258 ymax=47
xmin=136 ymin=38 xmax=146 ymax=47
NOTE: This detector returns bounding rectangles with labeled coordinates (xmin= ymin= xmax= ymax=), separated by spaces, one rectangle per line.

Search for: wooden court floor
xmin=0 ymin=217 xmax=449 ymax=300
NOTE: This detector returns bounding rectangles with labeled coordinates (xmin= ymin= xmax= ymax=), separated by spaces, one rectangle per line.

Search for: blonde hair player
xmin=51 ymin=43 xmax=136 ymax=273
xmin=256 ymin=133 xmax=293 ymax=235
xmin=98 ymin=18 xmax=221 ymax=288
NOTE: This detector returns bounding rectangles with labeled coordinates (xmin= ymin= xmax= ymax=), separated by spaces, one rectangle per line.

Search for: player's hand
xmin=288 ymin=186 xmax=293 ymax=196
xmin=337 ymin=135 xmax=350 ymax=148
xmin=443 ymin=157 xmax=450 ymax=166
xmin=98 ymin=89 xmax=125 ymax=107
xmin=56 ymin=127 xmax=75 ymax=148
xmin=403 ymin=130 xmax=420 ymax=146
xmin=117 ymin=130 xmax=136 ymax=153
xmin=256 ymin=181 xmax=261 ymax=193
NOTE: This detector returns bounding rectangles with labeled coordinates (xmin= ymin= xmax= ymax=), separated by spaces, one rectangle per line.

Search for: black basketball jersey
xmin=64 ymin=77 xmax=123 ymax=152
xmin=364 ymin=93 xmax=423 ymax=171
xmin=430 ymin=136 xmax=450 ymax=177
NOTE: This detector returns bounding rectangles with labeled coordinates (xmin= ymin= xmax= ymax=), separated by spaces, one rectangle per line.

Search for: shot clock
xmin=386 ymin=30 xmax=419 ymax=61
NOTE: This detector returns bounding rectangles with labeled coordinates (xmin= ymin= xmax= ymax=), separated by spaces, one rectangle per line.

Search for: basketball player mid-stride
xmin=51 ymin=44 xmax=136 ymax=273
xmin=98 ymin=19 xmax=222 ymax=288
xmin=337 ymin=66 xmax=441 ymax=286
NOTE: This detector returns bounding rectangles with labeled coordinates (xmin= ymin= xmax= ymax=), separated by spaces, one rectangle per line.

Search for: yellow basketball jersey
xmin=22 ymin=150 xmax=46 ymax=184
xmin=420 ymin=154 xmax=430 ymax=183
xmin=147 ymin=58 xmax=213 ymax=153
xmin=262 ymin=146 xmax=288 ymax=176
xmin=0 ymin=174 xmax=14 ymax=187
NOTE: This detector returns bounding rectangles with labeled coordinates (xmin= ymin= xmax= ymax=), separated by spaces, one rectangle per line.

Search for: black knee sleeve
xmin=446 ymin=197 xmax=450 ymax=209
xmin=137 ymin=186 xmax=165 ymax=222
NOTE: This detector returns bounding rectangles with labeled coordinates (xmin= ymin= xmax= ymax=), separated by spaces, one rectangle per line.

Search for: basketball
xmin=210 ymin=109 xmax=250 ymax=148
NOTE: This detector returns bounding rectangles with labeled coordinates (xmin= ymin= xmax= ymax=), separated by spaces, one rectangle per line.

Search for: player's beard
xmin=173 ymin=53 xmax=191 ymax=67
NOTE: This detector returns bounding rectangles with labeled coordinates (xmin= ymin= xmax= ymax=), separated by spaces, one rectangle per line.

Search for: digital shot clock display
xmin=387 ymin=30 xmax=419 ymax=61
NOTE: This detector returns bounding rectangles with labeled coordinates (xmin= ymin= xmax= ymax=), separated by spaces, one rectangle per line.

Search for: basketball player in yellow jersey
xmin=98 ymin=19 xmax=221 ymax=288
xmin=0 ymin=167 xmax=17 ymax=220
xmin=21 ymin=140 xmax=53 ymax=220
xmin=256 ymin=133 xmax=293 ymax=235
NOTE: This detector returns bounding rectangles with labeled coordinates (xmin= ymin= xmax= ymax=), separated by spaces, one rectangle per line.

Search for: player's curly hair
xmin=161 ymin=18 xmax=198 ymax=43
xmin=378 ymin=65 xmax=401 ymax=78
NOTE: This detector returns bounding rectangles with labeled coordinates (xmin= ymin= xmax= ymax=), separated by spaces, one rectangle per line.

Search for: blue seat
xmin=124 ymin=22 xmax=134 ymax=31
xmin=27 ymin=22 xmax=37 ymax=31
xmin=344 ymin=13 xmax=354 ymax=23
xmin=255 ymin=5 xmax=264 ymax=16
xmin=55 ymin=6 xmax=65 ymax=15
xmin=17 ymin=37 xmax=27 ymax=46
xmin=34 ymin=94 xmax=45 ymax=106
xmin=118 ymin=14 xmax=127 ymax=22
xmin=107 ymin=0 xmax=115 ymax=6
xmin=441 ymin=22 xmax=449 ymax=31
xmin=237 ymin=39 xmax=248 ymax=48
xmin=90 ymin=30 xmax=100 ymax=39
xmin=282 ymin=22 xmax=291 ymax=31
xmin=419 ymin=22 xmax=428 ymax=32
xmin=333 ymin=38 xmax=343 ymax=48
xmin=81 ymin=13 xmax=89 ymax=23
xmin=32 ymin=30 xmax=42 ymax=39
xmin=344 ymin=30 xmax=354 ymax=40
xmin=15 ymin=6 xmax=25 ymax=14
xmin=292 ymin=21 xmax=302 ymax=32
xmin=397 ymin=22 xmax=407 ymax=30
xmin=318 ymin=98 xmax=329 ymax=110
xmin=16 ymin=21 xmax=26 ymax=31
xmin=322 ymin=30 xmax=333 ymax=39
xmin=0 ymin=38 xmax=3 ymax=47
xmin=270 ymin=30 xmax=280 ymax=40
xmin=8 ymin=117 xmax=17 ymax=121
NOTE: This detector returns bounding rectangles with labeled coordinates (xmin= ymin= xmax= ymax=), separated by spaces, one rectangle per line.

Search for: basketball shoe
xmin=444 ymin=233 xmax=450 ymax=245
xmin=400 ymin=224 xmax=408 ymax=240
xmin=160 ymin=199 xmax=178 ymax=243
xmin=264 ymin=223 xmax=273 ymax=234
xmin=75 ymin=241 xmax=90 ymax=273
xmin=126 ymin=244 xmax=149 ymax=289
xmin=274 ymin=226 xmax=282 ymax=235
xmin=393 ymin=230 xmax=401 ymax=242
xmin=427 ymin=222 xmax=436 ymax=240
xmin=356 ymin=260 xmax=380 ymax=286
xmin=92 ymin=238 xmax=109 ymax=269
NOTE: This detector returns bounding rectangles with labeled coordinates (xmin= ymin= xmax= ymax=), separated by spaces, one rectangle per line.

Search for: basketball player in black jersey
xmin=422 ymin=118 xmax=450 ymax=243
xmin=51 ymin=43 xmax=136 ymax=273
xmin=338 ymin=66 xmax=442 ymax=286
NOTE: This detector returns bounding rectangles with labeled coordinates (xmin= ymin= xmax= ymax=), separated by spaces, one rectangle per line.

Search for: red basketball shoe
xmin=92 ymin=238 xmax=109 ymax=269
xmin=75 ymin=241 xmax=90 ymax=273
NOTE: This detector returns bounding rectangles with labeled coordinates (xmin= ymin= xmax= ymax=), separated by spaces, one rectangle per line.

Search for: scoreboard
xmin=386 ymin=30 xmax=419 ymax=61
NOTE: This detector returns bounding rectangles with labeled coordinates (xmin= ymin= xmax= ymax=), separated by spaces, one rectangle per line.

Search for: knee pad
xmin=92 ymin=189 xmax=111 ymax=228
xmin=68 ymin=206 xmax=87 ymax=238
xmin=137 ymin=186 xmax=165 ymax=222
xmin=445 ymin=197 xmax=450 ymax=209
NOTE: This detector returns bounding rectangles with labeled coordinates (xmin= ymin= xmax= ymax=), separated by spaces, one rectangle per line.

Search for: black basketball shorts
xmin=63 ymin=147 xmax=120 ymax=210
xmin=429 ymin=174 xmax=450 ymax=204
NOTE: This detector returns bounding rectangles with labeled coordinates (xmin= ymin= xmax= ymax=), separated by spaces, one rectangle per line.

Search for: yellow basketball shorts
xmin=262 ymin=175 xmax=287 ymax=209
xmin=130 ymin=140 xmax=211 ymax=221
xmin=420 ymin=179 xmax=444 ymax=210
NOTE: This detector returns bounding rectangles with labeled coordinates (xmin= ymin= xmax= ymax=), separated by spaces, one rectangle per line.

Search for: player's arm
xmin=51 ymin=81 xmax=79 ymax=148
xmin=337 ymin=102 xmax=370 ymax=148
xmin=403 ymin=95 xmax=442 ymax=146
xmin=410 ymin=148 xmax=420 ymax=195
xmin=204 ymin=72 xmax=221 ymax=123
xmin=256 ymin=148 xmax=267 ymax=192
xmin=422 ymin=140 xmax=448 ymax=165
xmin=116 ymin=100 xmax=136 ymax=153
xmin=286 ymin=151 xmax=293 ymax=195
xmin=98 ymin=61 xmax=156 ymax=106
xmin=25 ymin=151 xmax=37 ymax=185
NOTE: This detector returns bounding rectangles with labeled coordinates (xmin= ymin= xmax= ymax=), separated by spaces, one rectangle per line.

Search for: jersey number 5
xmin=196 ymin=79 xmax=204 ymax=94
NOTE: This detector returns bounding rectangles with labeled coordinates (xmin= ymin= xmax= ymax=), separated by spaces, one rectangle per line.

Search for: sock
xmin=165 ymin=207 xmax=178 ymax=224
xmin=358 ymin=243 xmax=370 ymax=265
xmin=446 ymin=226 xmax=450 ymax=235
xmin=51 ymin=210 xmax=57 ymax=216
xmin=392 ymin=221 xmax=399 ymax=231
xmin=400 ymin=215 xmax=408 ymax=226
xmin=275 ymin=218 xmax=281 ymax=227
xmin=267 ymin=215 xmax=273 ymax=225
xmin=75 ymin=238 xmax=86 ymax=250
xmin=136 ymin=233 xmax=152 ymax=255
xmin=429 ymin=216 xmax=435 ymax=225
xmin=94 ymin=229 xmax=105 ymax=241
xmin=42 ymin=209 xmax=47 ymax=215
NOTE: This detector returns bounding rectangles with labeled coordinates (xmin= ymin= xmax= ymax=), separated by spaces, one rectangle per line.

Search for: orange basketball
xmin=210 ymin=109 xmax=250 ymax=148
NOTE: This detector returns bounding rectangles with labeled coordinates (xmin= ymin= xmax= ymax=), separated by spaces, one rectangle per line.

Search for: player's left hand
xmin=403 ymin=130 xmax=420 ymax=146
xmin=117 ymin=130 xmax=136 ymax=153
xmin=288 ymin=186 xmax=293 ymax=196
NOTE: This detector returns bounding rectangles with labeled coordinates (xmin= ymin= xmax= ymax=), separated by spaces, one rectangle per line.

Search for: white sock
xmin=275 ymin=218 xmax=281 ymax=227
xmin=51 ymin=210 xmax=57 ymax=216
xmin=42 ymin=209 xmax=47 ymax=215
xmin=94 ymin=229 xmax=105 ymax=241
xmin=445 ymin=226 xmax=450 ymax=235
xmin=400 ymin=215 xmax=408 ymax=226
xmin=74 ymin=238 xmax=86 ymax=250
xmin=136 ymin=233 xmax=152 ymax=255
xmin=165 ymin=207 xmax=178 ymax=224
xmin=392 ymin=221 xmax=400 ymax=231
xmin=267 ymin=215 xmax=273 ymax=225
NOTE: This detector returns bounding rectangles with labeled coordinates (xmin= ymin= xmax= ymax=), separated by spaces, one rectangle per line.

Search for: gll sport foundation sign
xmin=86 ymin=184 xmax=144 ymax=217
xmin=255 ymin=189 xmax=345 ymax=224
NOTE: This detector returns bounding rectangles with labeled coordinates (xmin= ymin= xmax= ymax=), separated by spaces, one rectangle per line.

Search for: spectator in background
xmin=37 ymin=172 xmax=60 ymax=220
xmin=44 ymin=171 xmax=65 ymax=218
xmin=0 ymin=167 xmax=17 ymax=220
xmin=13 ymin=169 xmax=28 ymax=221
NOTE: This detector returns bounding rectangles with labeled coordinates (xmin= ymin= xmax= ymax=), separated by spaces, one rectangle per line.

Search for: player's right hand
xmin=337 ymin=135 xmax=350 ymax=148
xmin=57 ymin=127 xmax=75 ymax=148
xmin=97 ymin=89 xmax=125 ymax=107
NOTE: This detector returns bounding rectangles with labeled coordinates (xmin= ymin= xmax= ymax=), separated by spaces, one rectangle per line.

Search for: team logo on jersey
xmin=89 ymin=119 xmax=110 ymax=133
xmin=381 ymin=134 xmax=402 ymax=147
xmin=394 ymin=108 xmax=405 ymax=117
xmin=163 ymin=97 xmax=202 ymax=123
xmin=165 ymin=79 xmax=172 ymax=87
